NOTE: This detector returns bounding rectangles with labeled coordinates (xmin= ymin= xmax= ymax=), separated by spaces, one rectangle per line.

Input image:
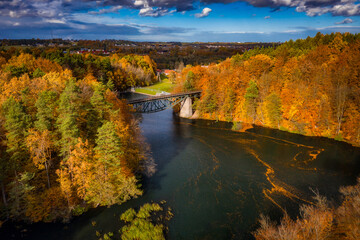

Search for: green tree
xmin=8 ymin=172 xmax=34 ymax=219
xmin=184 ymin=71 xmax=195 ymax=91
xmin=244 ymin=80 xmax=259 ymax=122
xmin=95 ymin=121 xmax=123 ymax=178
xmin=2 ymin=97 xmax=30 ymax=174
xmin=223 ymin=88 xmax=236 ymax=121
xmin=0 ymin=142 xmax=9 ymax=208
xmin=32 ymin=68 xmax=45 ymax=78
xmin=90 ymin=84 xmax=110 ymax=121
xmin=120 ymin=203 xmax=171 ymax=240
xmin=86 ymin=84 xmax=111 ymax=142
xmin=56 ymin=79 xmax=80 ymax=158
xmin=199 ymin=85 xmax=218 ymax=114
xmin=265 ymin=93 xmax=282 ymax=127
xmin=88 ymin=121 xmax=141 ymax=206
xmin=6 ymin=64 xmax=28 ymax=77
xmin=106 ymin=78 xmax=115 ymax=91
xmin=35 ymin=90 xmax=58 ymax=132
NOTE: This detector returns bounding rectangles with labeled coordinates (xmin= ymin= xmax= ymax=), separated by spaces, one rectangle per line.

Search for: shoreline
xmin=188 ymin=113 xmax=360 ymax=148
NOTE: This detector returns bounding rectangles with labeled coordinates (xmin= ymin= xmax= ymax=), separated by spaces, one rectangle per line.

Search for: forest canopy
xmin=0 ymin=51 xmax=155 ymax=223
xmin=175 ymin=32 xmax=360 ymax=146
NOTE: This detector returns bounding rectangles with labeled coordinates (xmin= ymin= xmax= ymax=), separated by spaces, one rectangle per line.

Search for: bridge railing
xmin=127 ymin=90 xmax=202 ymax=113
xmin=127 ymin=91 xmax=202 ymax=104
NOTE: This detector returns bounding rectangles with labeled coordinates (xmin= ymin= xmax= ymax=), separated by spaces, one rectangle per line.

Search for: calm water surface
xmin=2 ymin=93 xmax=360 ymax=239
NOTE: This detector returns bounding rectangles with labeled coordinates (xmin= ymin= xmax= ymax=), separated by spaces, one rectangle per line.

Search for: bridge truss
xmin=127 ymin=91 xmax=201 ymax=113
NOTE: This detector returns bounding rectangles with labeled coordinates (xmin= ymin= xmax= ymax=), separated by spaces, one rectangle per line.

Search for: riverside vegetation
xmin=96 ymin=202 xmax=173 ymax=240
xmin=254 ymin=177 xmax=360 ymax=240
xmin=0 ymin=33 xmax=360 ymax=239
xmin=173 ymin=32 xmax=360 ymax=239
xmin=0 ymin=51 xmax=157 ymax=223
xmin=176 ymin=32 xmax=360 ymax=146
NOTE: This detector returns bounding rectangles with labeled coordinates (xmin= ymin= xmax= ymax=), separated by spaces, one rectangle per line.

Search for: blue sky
xmin=1 ymin=0 xmax=360 ymax=42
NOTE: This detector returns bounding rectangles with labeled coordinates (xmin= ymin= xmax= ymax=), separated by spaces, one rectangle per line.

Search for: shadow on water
xmin=140 ymin=110 xmax=194 ymax=193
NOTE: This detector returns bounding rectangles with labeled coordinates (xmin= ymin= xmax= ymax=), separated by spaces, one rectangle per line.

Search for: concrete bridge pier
xmin=179 ymin=97 xmax=193 ymax=118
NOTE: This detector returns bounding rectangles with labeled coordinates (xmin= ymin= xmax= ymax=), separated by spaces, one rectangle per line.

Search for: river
xmin=2 ymin=93 xmax=360 ymax=239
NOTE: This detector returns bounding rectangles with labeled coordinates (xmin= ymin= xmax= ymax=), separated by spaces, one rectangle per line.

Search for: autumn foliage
xmin=254 ymin=177 xmax=360 ymax=240
xmin=0 ymin=51 xmax=154 ymax=222
xmin=176 ymin=32 xmax=360 ymax=146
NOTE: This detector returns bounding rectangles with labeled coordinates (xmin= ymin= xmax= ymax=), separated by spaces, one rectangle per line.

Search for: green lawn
xmin=135 ymin=78 xmax=175 ymax=95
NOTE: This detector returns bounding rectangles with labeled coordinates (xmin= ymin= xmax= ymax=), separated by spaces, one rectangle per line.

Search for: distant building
xmin=163 ymin=69 xmax=175 ymax=76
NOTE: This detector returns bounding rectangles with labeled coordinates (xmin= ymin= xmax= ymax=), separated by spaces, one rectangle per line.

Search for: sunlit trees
xmin=254 ymin=178 xmax=360 ymax=240
xmin=90 ymin=121 xmax=141 ymax=206
xmin=119 ymin=202 xmax=173 ymax=240
xmin=244 ymin=80 xmax=259 ymax=123
xmin=184 ymin=71 xmax=195 ymax=91
xmin=35 ymin=90 xmax=58 ymax=132
xmin=264 ymin=93 xmax=282 ymax=128
xmin=176 ymin=32 xmax=360 ymax=146
xmin=95 ymin=121 xmax=122 ymax=173
xmin=56 ymin=79 xmax=80 ymax=158
xmin=26 ymin=129 xmax=53 ymax=188
xmin=0 ymin=49 xmax=151 ymax=222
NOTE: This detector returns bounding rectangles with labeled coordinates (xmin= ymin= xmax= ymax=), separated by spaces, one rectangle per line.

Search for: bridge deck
xmin=127 ymin=90 xmax=202 ymax=104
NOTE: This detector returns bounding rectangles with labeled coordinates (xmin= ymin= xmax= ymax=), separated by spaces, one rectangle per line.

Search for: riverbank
xmin=1 ymin=106 xmax=360 ymax=239
xmin=187 ymin=111 xmax=360 ymax=148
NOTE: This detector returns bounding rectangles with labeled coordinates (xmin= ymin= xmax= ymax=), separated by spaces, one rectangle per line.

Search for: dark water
xmin=2 ymin=93 xmax=360 ymax=239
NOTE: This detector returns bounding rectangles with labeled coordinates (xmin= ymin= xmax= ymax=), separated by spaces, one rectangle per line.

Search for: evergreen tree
xmin=2 ymin=97 xmax=30 ymax=174
xmin=184 ymin=71 xmax=195 ymax=91
xmin=265 ymin=93 xmax=282 ymax=127
xmin=8 ymin=172 xmax=34 ymax=219
xmin=106 ymin=78 xmax=115 ymax=91
xmin=0 ymin=144 xmax=9 ymax=208
xmin=223 ymin=88 xmax=236 ymax=121
xmin=95 ymin=121 xmax=122 ymax=174
xmin=90 ymin=84 xmax=110 ymax=121
xmin=56 ymin=79 xmax=80 ymax=158
xmin=32 ymin=68 xmax=45 ymax=78
xmin=244 ymin=80 xmax=259 ymax=122
xmin=86 ymin=84 xmax=111 ymax=142
xmin=35 ymin=90 xmax=58 ymax=132
xmin=89 ymin=121 xmax=141 ymax=206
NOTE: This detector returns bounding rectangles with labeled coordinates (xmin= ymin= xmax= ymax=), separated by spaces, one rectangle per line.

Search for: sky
xmin=1 ymin=0 xmax=360 ymax=42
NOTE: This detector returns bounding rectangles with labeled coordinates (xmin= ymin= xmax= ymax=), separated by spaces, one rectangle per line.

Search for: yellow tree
xmin=26 ymin=129 xmax=53 ymax=188
xmin=66 ymin=138 xmax=94 ymax=200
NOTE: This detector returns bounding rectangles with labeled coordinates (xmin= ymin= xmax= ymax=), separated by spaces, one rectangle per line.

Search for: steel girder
xmin=129 ymin=93 xmax=200 ymax=113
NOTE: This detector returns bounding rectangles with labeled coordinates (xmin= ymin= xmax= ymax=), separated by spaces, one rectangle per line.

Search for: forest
xmin=175 ymin=32 xmax=360 ymax=146
xmin=0 ymin=50 xmax=157 ymax=223
xmin=0 ymin=48 xmax=158 ymax=92
xmin=1 ymin=32 xmax=360 ymax=239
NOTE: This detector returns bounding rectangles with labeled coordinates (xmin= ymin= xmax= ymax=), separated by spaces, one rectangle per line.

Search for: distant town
xmin=0 ymin=39 xmax=280 ymax=69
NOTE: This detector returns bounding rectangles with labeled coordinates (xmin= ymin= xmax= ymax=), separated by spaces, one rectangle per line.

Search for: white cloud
xmin=44 ymin=18 xmax=66 ymax=24
xmin=195 ymin=7 xmax=212 ymax=18
xmin=243 ymin=0 xmax=360 ymax=17
xmin=89 ymin=6 xmax=122 ymax=15
xmin=335 ymin=18 xmax=353 ymax=24
xmin=264 ymin=15 xmax=270 ymax=19
xmin=139 ymin=7 xmax=175 ymax=17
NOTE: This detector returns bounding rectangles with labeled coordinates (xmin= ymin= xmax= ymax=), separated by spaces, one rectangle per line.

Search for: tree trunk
xmin=45 ymin=161 xmax=51 ymax=189
xmin=1 ymin=182 xmax=7 ymax=207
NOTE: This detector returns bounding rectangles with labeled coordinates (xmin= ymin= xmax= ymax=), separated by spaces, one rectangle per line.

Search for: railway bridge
xmin=127 ymin=91 xmax=201 ymax=117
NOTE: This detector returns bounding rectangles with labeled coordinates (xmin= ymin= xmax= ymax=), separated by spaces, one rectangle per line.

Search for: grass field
xmin=135 ymin=78 xmax=175 ymax=95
